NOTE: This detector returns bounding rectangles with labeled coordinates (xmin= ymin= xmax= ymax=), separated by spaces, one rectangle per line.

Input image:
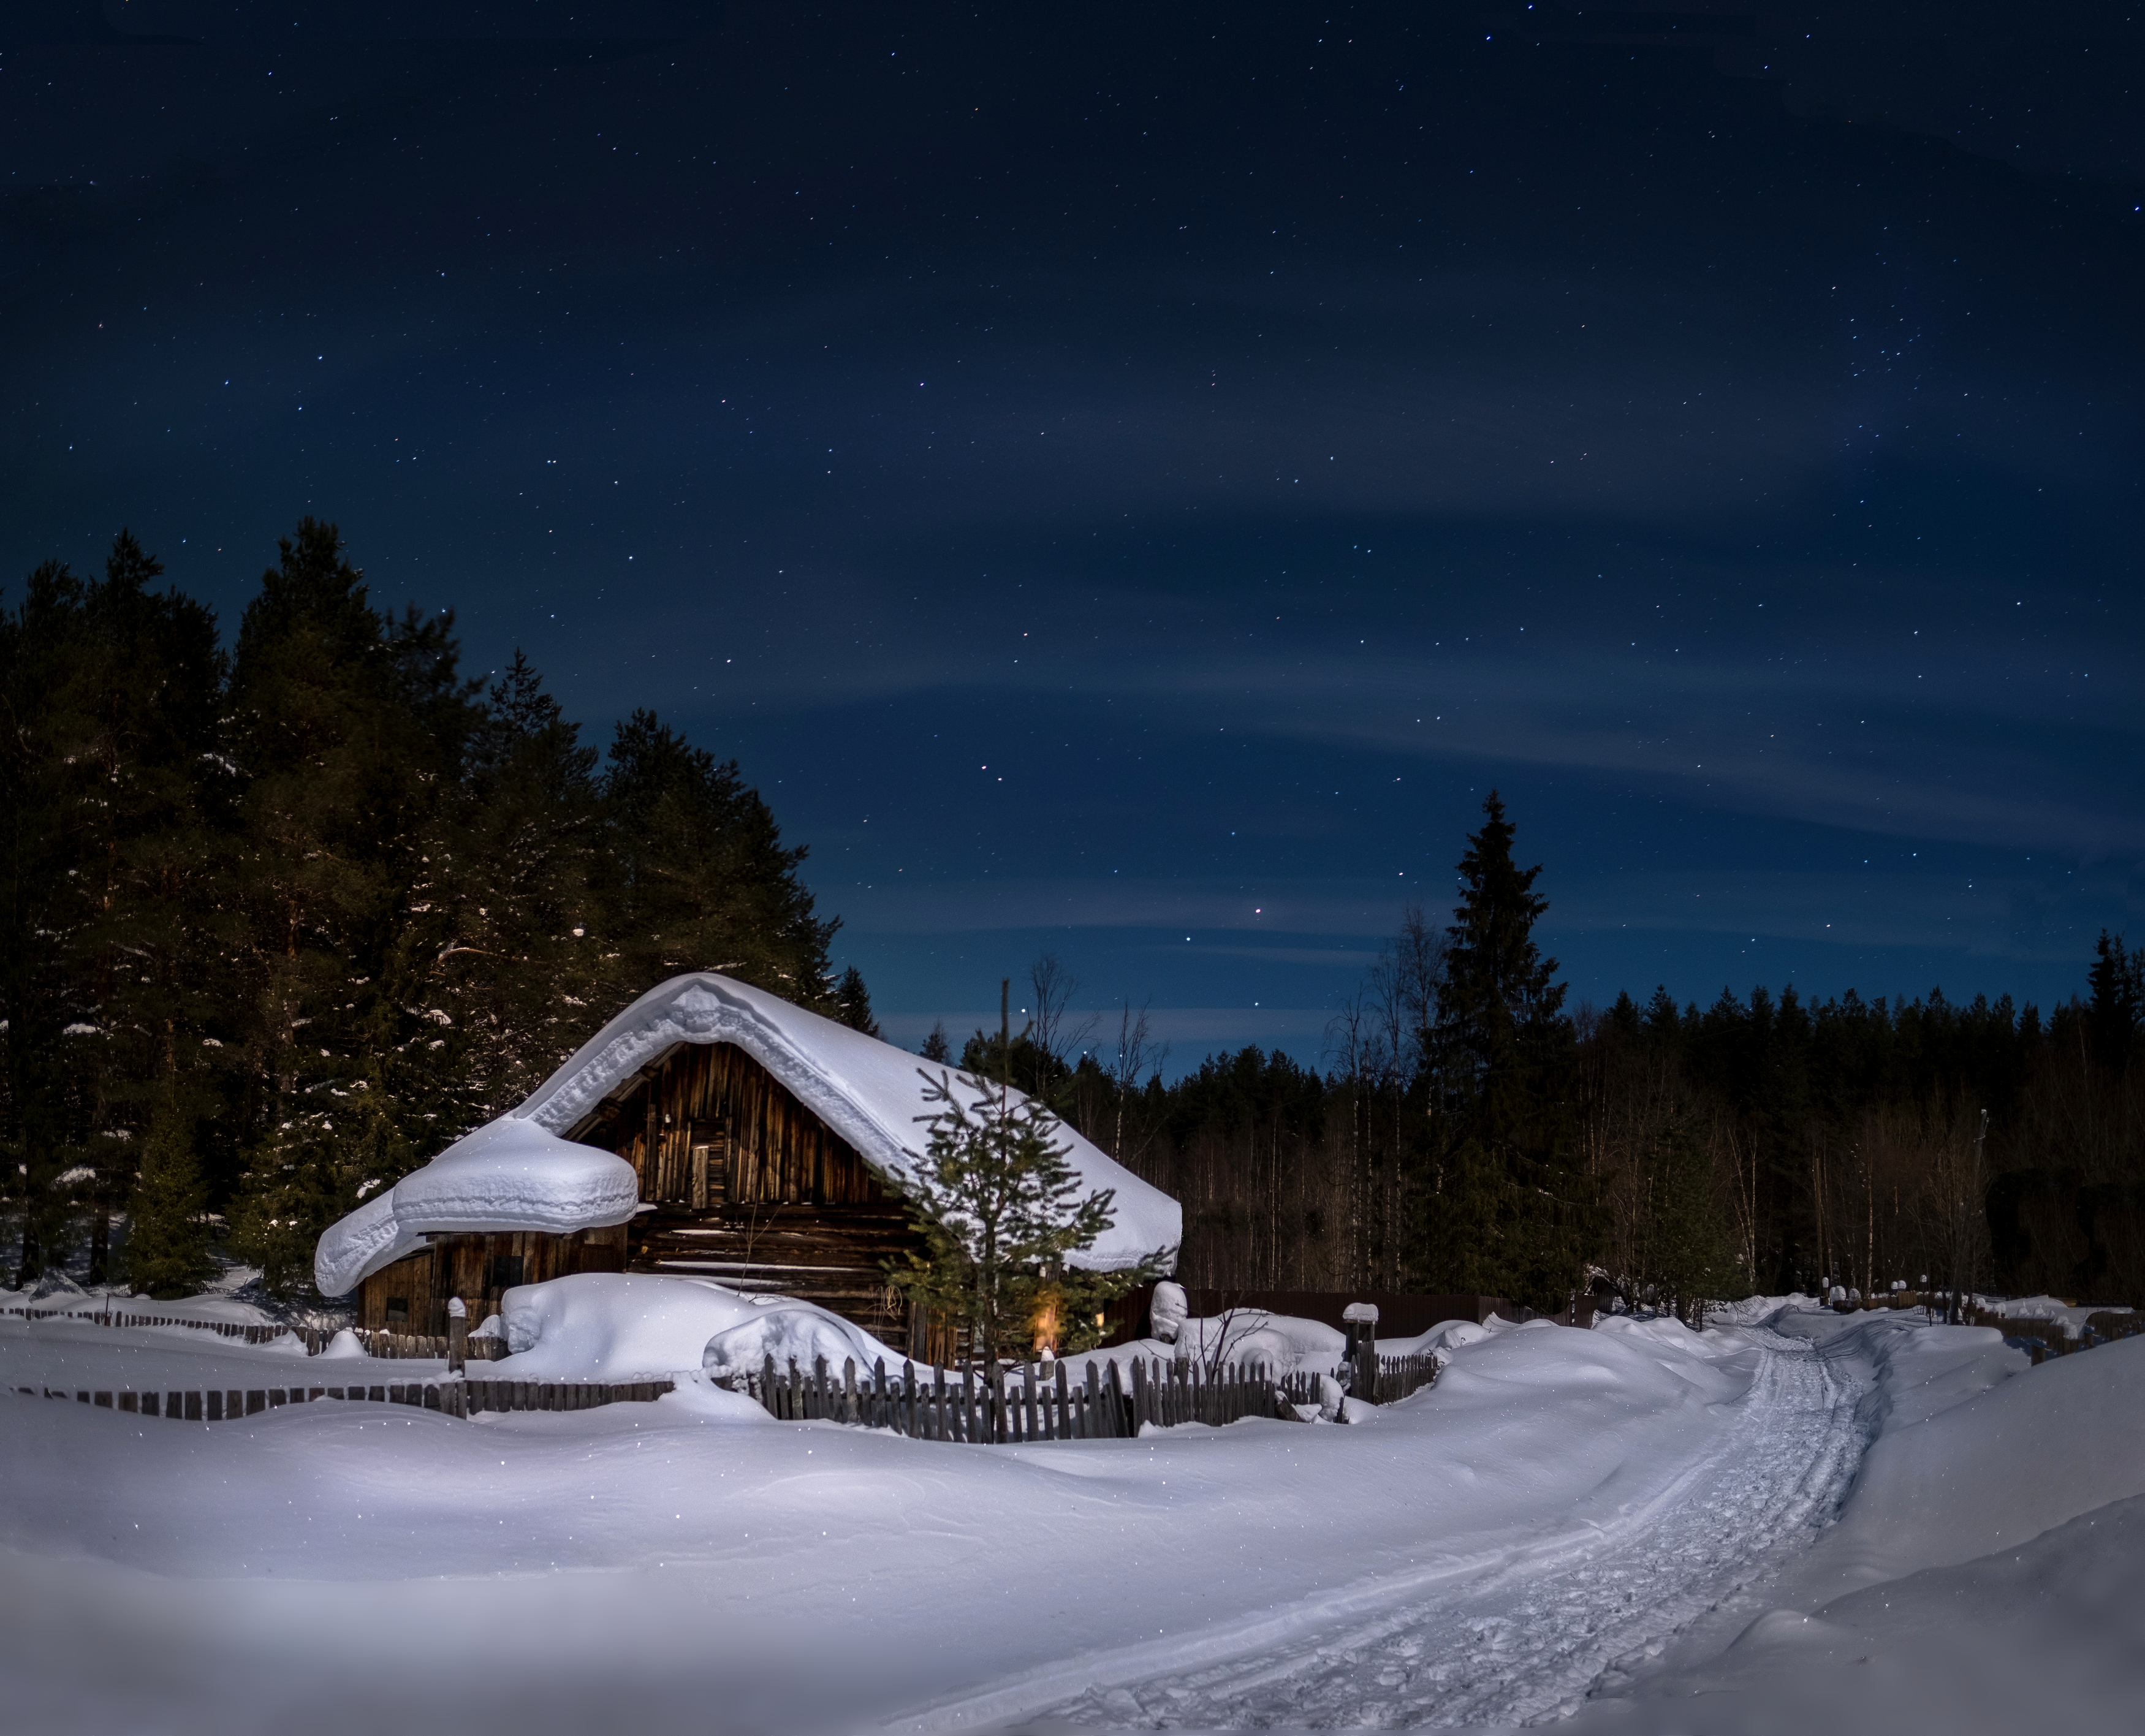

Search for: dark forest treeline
xmin=1 ymin=524 xmax=868 ymax=1296
xmin=9 ymin=528 xmax=2139 ymax=1316
xmin=1006 ymin=811 xmax=2145 ymax=1314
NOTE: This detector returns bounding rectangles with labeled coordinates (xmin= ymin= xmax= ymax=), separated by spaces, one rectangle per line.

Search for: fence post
xmin=843 ymin=1357 xmax=857 ymax=1425
xmin=447 ymin=1298 xmax=467 ymax=1374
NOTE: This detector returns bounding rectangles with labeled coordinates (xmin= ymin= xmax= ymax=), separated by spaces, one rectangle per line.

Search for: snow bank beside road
xmin=1794 ymin=1318 xmax=2145 ymax=1591
xmin=1581 ymin=1323 xmax=2145 ymax=1736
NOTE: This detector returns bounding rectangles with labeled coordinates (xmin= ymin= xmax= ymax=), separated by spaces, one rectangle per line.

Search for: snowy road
xmin=2 ymin=1305 xmax=1908 ymax=1736
xmin=1039 ymin=1324 xmax=1867 ymax=1729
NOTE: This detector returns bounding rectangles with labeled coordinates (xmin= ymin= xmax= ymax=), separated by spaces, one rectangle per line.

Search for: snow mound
xmin=1376 ymin=1316 xmax=1503 ymax=1359
xmin=314 ymin=1118 xmax=639 ymax=1296
xmin=1596 ymin=1311 xmax=1742 ymax=1362
xmin=488 ymin=1272 xmax=909 ymax=1385
xmin=1978 ymin=1293 xmax=2132 ymax=1335
xmin=1433 ymin=1313 xmax=1746 ymax=1411
xmin=1172 ymin=1308 xmax=1345 ymax=1372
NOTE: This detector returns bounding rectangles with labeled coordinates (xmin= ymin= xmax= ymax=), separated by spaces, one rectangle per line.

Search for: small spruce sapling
xmin=124 ymin=1097 xmax=217 ymax=1299
xmin=887 ymin=1068 xmax=1162 ymax=1368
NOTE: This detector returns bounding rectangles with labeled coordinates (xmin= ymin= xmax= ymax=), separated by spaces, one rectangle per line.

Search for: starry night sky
xmin=5 ymin=2 xmax=2141 ymax=1063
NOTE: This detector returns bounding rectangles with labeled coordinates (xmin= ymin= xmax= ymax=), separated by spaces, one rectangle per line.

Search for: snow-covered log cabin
xmin=313 ymin=974 xmax=1182 ymax=1357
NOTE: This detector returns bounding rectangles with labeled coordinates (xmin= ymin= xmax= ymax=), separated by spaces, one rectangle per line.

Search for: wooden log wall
xmin=356 ymin=1224 xmax=627 ymax=1337
xmin=583 ymin=1040 xmax=890 ymax=1211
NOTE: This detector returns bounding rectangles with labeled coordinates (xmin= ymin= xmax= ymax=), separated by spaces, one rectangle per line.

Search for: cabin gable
xmin=574 ymin=1039 xmax=925 ymax=1347
xmin=566 ymin=1038 xmax=894 ymax=1210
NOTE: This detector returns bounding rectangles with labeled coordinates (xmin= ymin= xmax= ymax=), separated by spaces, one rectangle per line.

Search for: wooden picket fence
xmin=738 ymin=1352 xmax=1141 ymax=1441
xmin=7 ymin=1376 xmax=671 ymax=1422
xmin=733 ymin=1349 xmax=1441 ymax=1441
xmin=1 ymin=1305 xmax=510 ymax=1361
xmin=5 ymin=1305 xmax=289 ymax=1344
xmin=334 ymin=1326 xmax=509 ymax=1362
xmin=1369 ymin=1353 xmax=1441 ymax=1404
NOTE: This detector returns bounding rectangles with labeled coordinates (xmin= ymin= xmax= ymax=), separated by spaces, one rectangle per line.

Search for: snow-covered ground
xmin=2 ymin=1292 xmax=2138 ymax=1735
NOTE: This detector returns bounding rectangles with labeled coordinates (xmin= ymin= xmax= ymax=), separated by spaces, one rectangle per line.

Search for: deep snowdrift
xmin=4 ymin=1297 xmax=2139 ymax=1735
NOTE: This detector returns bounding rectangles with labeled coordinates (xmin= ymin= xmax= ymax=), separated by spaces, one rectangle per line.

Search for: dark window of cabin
xmin=385 ymin=1297 xmax=409 ymax=1322
xmin=488 ymin=1254 xmax=524 ymax=1291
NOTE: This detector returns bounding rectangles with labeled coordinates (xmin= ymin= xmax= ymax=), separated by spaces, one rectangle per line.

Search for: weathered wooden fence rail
xmin=335 ymin=1326 xmax=509 ymax=1361
xmin=1 ymin=1306 xmax=509 ymax=1361
xmin=737 ymin=1352 xmax=1141 ymax=1441
xmin=1369 ymin=1354 xmax=1440 ymax=1404
xmin=732 ymin=1350 xmax=1443 ymax=1441
xmin=5 ymin=1305 xmax=289 ymax=1344
xmin=7 ymin=1378 xmax=670 ymax=1422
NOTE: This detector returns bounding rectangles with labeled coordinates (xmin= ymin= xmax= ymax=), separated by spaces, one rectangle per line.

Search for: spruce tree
xmin=124 ymin=1096 xmax=217 ymax=1298
xmin=222 ymin=520 xmax=477 ymax=1297
xmin=1418 ymin=792 xmax=1596 ymax=1307
xmin=601 ymin=709 xmax=838 ymax=1004
xmin=887 ymin=1069 xmax=1156 ymax=1365
xmin=831 ymin=966 xmax=880 ymax=1036
xmin=1 ymin=559 xmax=91 ymax=1284
xmin=1641 ymin=1102 xmax=1733 ymax=1322
xmin=409 ymin=650 xmax=615 ymax=1126
xmin=2087 ymin=931 xmax=2141 ymax=1077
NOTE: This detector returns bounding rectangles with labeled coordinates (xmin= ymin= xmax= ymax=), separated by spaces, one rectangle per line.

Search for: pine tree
xmin=919 ymin=1021 xmax=951 ymax=1062
xmin=832 ymin=965 xmax=880 ymax=1036
xmin=1418 ymin=792 xmax=1597 ymax=1307
xmin=222 ymin=520 xmax=477 ymax=1297
xmin=61 ymin=533 xmax=229 ymax=1282
xmin=1 ymin=559 xmax=93 ymax=1284
xmin=2087 ymin=931 xmax=2141 ymax=1077
xmin=1640 ymin=1102 xmax=1733 ymax=1322
xmin=887 ymin=1069 xmax=1157 ymax=1365
xmin=601 ymin=709 xmax=838 ymax=1004
xmin=408 ymin=650 xmax=615 ymax=1127
xmin=123 ymin=1096 xmax=216 ymax=1298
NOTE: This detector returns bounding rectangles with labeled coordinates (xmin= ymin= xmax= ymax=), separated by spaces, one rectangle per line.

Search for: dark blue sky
xmin=6 ymin=2 xmax=2141 ymax=1064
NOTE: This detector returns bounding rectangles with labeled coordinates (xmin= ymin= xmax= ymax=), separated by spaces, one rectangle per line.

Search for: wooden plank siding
xmin=356 ymin=1226 xmax=627 ymax=1336
xmin=568 ymin=1040 xmax=928 ymax=1349
xmin=571 ymin=1039 xmax=892 ymax=1213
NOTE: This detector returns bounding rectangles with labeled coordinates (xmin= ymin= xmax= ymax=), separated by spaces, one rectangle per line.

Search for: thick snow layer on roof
xmin=517 ymin=971 xmax=1180 ymax=1271
xmin=313 ymin=1117 xmax=638 ymax=1297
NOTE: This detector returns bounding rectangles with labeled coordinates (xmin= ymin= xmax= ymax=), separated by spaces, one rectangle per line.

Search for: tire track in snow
xmin=1050 ymin=1324 xmax=1867 ymax=1730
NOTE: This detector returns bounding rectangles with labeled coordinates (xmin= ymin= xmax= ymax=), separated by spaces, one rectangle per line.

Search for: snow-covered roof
xmin=315 ymin=972 xmax=1181 ymax=1297
xmin=314 ymin=1117 xmax=640 ymax=1297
